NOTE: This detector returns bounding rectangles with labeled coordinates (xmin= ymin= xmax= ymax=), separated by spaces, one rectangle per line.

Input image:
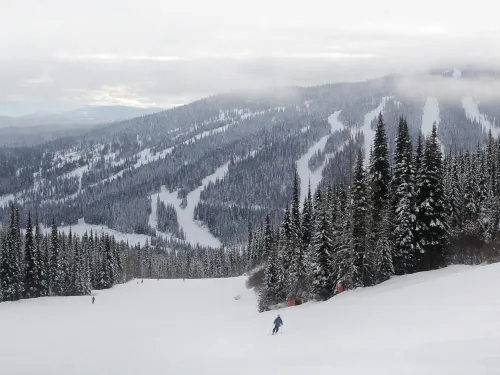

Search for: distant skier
xmin=272 ymin=314 xmax=283 ymax=335
xmin=141 ymin=279 xmax=144 ymax=283
xmin=92 ymin=296 xmax=95 ymax=305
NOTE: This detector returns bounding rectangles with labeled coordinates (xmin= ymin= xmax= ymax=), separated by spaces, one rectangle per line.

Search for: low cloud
xmin=395 ymin=72 xmax=500 ymax=102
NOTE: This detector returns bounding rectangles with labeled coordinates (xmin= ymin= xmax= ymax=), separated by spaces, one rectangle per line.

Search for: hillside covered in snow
xmin=0 ymin=264 xmax=498 ymax=374
xmin=1 ymin=69 xmax=500 ymax=249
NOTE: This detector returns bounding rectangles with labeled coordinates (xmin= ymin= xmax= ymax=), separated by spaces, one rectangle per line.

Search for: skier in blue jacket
xmin=272 ymin=315 xmax=283 ymax=334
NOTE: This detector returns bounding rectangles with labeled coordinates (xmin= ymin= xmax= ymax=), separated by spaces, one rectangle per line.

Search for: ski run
xmin=462 ymin=97 xmax=500 ymax=136
xmin=361 ymin=97 xmax=391 ymax=164
xmin=149 ymin=163 xmax=229 ymax=248
xmin=296 ymin=110 xmax=347 ymax=205
xmin=1 ymin=264 xmax=499 ymax=374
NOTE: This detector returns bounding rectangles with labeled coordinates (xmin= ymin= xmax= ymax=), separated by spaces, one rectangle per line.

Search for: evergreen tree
xmin=263 ymin=214 xmax=273 ymax=261
xmin=279 ymin=207 xmax=293 ymax=294
xmin=34 ymin=217 xmax=48 ymax=296
xmin=301 ymin=181 xmax=313 ymax=254
xmin=374 ymin=206 xmax=394 ymax=283
xmin=370 ymin=113 xmax=391 ymax=213
xmin=24 ymin=212 xmax=41 ymax=298
xmin=13 ymin=207 xmax=24 ymax=300
xmin=258 ymin=245 xmax=281 ymax=312
xmin=416 ymin=124 xmax=449 ymax=270
xmin=291 ymin=171 xmax=302 ymax=245
xmin=50 ymin=219 xmax=64 ymax=295
xmin=392 ymin=118 xmax=416 ymax=274
xmin=351 ymin=150 xmax=368 ymax=287
xmin=368 ymin=113 xmax=391 ymax=258
xmin=0 ymin=206 xmax=16 ymax=301
xmin=310 ymin=190 xmax=335 ymax=300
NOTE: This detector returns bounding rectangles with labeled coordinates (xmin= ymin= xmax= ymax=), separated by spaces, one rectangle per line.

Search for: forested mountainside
xmin=1 ymin=69 xmax=499 ymax=248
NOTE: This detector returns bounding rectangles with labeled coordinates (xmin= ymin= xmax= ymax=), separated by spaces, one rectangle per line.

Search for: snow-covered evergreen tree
xmin=50 ymin=219 xmax=64 ymax=295
xmin=0 ymin=206 xmax=17 ymax=301
xmin=415 ymin=124 xmax=449 ymax=271
xmin=392 ymin=118 xmax=416 ymax=274
xmin=310 ymin=190 xmax=335 ymax=300
xmin=24 ymin=212 xmax=41 ymax=298
xmin=368 ymin=113 xmax=391 ymax=260
xmin=351 ymin=150 xmax=367 ymax=287
xmin=13 ymin=208 xmax=24 ymax=300
xmin=258 ymin=245 xmax=281 ymax=312
xmin=301 ymin=181 xmax=313 ymax=255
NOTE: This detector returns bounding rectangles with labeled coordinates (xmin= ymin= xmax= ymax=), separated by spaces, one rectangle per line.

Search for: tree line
xmin=253 ymin=114 xmax=500 ymax=311
xmin=0 ymin=205 xmax=248 ymax=304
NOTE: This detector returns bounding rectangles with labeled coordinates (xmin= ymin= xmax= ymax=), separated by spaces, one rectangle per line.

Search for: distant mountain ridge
xmin=0 ymin=105 xmax=164 ymax=146
xmin=0 ymin=105 xmax=164 ymax=128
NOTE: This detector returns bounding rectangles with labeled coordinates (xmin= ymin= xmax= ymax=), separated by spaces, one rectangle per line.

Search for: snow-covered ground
xmin=0 ymin=193 xmax=15 ymax=208
xmin=422 ymin=97 xmax=440 ymax=135
xmin=149 ymin=163 xmax=229 ymax=248
xmin=1 ymin=264 xmax=499 ymax=374
xmin=133 ymin=147 xmax=174 ymax=168
xmin=422 ymin=96 xmax=445 ymax=153
xmin=296 ymin=111 xmax=347 ymax=204
xmin=45 ymin=218 xmax=151 ymax=247
xmin=462 ymin=97 xmax=500 ymax=136
xmin=362 ymin=97 xmax=391 ymax=164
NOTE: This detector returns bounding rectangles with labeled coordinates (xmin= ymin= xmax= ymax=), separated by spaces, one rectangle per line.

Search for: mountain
xmin=1 ymin=69 xmax=499 ymax=248
xmin=0 ymin=105 xmax=164 ymax=146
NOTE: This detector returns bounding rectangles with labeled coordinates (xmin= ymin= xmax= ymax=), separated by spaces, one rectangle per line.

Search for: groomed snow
xmin=362 ymin=97 xmax=391 ymax=164
xmin=297 ymin=111 xmax=347 ymax=204
xmin=462 ymin=97 xmax=500 ymax=136
xmin=422 ymin=97 xmax=440 ymax=135
xmin=46 ymin=218 xmax=151 ymax=247
xmin=1 ymin=264 xmax=499 ymax=374
xmin=422 ymin=97 xmax=445 ymax=153
xmin=150 ymin=163 xmax=229 ymax=248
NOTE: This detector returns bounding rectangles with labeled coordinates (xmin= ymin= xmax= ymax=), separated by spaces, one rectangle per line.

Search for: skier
xmin=272 ymin=314 xmax=283 ymax=335
xmin=92 ymin=296 xmax=95 ymax=305
xmin=141 ymin=279 xmax=144 ymax=283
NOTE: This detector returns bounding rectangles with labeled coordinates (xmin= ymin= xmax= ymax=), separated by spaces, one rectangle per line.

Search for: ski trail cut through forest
xmin=362 ymin=97 xmax=391 ymax=164
xmin=422 ymin=96 xmax=445 ymax=153
xmin=149 ymin=163 xmax=229 ymax=248
xmin=297 ymin=110 xmax=347 ymax=204
xmin=462 ymin=97 xmax=500 ymax=136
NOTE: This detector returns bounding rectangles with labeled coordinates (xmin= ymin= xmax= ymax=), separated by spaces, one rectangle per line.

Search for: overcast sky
xmin=0 ymin=0 xmax=499 ymax=115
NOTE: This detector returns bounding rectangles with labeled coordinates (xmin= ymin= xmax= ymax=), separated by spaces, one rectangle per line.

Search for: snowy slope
xmin=422 ymin=97 xmax=445 ymax=153
xmin=422 ymin=97 xmax=440 ymax=135
xmin=1 ymin=264 xmax=499 ymax=374
xmin=362 ymin=97 xmax=391 ymax=163
xmin=149 ymin=163 xmax=229 ymax=248
xmin=462 ymin=97 xmax=500 ymax=136
xmin=297 ymin=110 xmax=347 ymax=204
